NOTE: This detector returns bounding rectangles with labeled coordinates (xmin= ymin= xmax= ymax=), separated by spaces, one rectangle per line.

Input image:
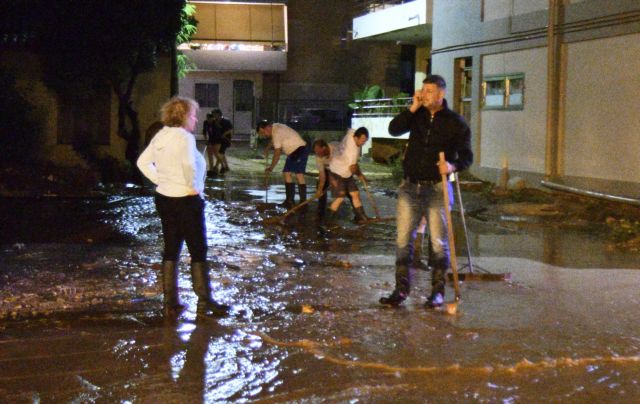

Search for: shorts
xmin=329 ymin=172 xmax=358 ymax=197
xmin=208 ymin=134 xmax=223 ymax=146
xmin=283 ymin=145 xmax=309 ymax=174
xmin=220 ymin=137 xmax=231 ymax=154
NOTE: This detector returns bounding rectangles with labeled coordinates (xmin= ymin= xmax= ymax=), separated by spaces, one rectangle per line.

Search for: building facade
xmin=179 ymin=1 xmax=288 ymax=141
xmin=353 ymin=0 xmax=640 ymax=197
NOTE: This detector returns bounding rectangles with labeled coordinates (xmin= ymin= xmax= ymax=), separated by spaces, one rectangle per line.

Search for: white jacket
xmin=137 ymin=126 xmax=206 ymax=197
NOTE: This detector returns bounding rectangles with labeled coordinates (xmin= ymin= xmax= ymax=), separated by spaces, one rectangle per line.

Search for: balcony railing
xmin=354 ymin=0 xmax=416 ymax=17
xmin=178 ymin=39 xmax=287 ymax=52
xmin=351 ymin=97 xmax=412 ymax=117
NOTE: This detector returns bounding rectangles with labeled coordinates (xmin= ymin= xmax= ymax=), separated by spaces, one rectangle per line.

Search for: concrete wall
xmin=480 ymin=47 xmax=547 ymax=173
xmin=2 ymin=51 xmax=171 ymax=166
xmin=179 ymin=70 xmax=264 ymax=137
xmin=563 ymin=33 xmax=640 ymax=183
xmin=430 ymin=0 xmax=640 ymax=194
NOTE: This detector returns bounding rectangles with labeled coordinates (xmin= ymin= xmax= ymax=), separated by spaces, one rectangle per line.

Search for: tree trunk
xmin=170 ymin=43 xmax=179 ymax=97
xmin=117 ymin=94 xmax=142 ymax=184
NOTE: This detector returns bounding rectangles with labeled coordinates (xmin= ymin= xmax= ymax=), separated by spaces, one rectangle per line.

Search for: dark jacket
xmin=388 ymin=99 xmax=473 ymax=182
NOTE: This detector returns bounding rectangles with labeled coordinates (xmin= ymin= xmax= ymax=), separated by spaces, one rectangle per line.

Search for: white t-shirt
xmin=315 ymin=141 xmax=339 ymax=172
xmin=136 ymin=126 xmax=206 ymax=197
xmin=272 ymin=123 xmax=306 ymax=155
xmin=329 ymin=129 xmax=361 ymax=178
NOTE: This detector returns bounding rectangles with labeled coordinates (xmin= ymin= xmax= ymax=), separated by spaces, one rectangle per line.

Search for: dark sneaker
xmin=425 ymin=293 xmax=444 ymax=309
xmin=379 ymin=290 xmax=407 ymax=306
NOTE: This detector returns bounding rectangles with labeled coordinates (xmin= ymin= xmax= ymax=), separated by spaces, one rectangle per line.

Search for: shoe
xmin=379 ymin=290 xmax=407 ymax=306
xmin=207 ymin=168 xmax=218 ymax=177
xmin=425 ymin=293 xmax=444 ymax=309
xmin=197 ymin=300 xmax=230 ymax=317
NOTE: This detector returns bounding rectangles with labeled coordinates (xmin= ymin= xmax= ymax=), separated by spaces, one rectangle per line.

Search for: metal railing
xmin=351 ymin=97 xmax=412 ymax=117
xmin=354 ymin=0 xmax=416 ymax=17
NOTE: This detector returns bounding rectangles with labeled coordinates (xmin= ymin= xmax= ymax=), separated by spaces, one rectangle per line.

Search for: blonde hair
xmin=160 ymin=96 xmax=199 ymax=127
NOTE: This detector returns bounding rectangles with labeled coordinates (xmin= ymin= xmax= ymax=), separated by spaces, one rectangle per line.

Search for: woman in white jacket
xmin=137 ymin=96 xmax=229 ymax=318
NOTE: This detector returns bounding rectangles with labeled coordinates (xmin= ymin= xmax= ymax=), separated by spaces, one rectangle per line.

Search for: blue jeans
xmin=394 ymin=179 xmax=453 ymax=296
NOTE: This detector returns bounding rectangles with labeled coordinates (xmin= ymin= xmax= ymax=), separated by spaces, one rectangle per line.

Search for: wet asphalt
xmin=1 ymin=157 xmax=639 ymax=402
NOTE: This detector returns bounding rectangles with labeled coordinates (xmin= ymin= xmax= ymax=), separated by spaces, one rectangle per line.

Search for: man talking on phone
xmin=379 ymin=75 xmax=473 ymax=309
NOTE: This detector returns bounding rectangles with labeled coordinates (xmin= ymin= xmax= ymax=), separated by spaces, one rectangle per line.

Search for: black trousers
xmin=155 ymin=194 xmax=207 ymax=263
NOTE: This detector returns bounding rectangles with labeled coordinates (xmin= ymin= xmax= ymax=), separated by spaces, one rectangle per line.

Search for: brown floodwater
xmin=1 ymin=171 xmax=639 ymax=402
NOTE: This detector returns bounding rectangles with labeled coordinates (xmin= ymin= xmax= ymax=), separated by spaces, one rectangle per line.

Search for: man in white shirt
xmin=257 ymin=121 xmax=309 ymax=208
xmin=327 ymin=127 xmax=370 ymax=223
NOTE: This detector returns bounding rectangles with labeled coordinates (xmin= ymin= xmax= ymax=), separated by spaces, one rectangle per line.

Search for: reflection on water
xmin=1 ymin=172 xmax=639 ymax=401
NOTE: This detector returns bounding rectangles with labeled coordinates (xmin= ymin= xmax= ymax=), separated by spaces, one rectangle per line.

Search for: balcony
xmin=352 ymin=0 xmax=431 ymax=44
xmin=178 ymin=40 xmax=287 ymax=72
xmin=183 ymin=1 xmax=287 ymax=72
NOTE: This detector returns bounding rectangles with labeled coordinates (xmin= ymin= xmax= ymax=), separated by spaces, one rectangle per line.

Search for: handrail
xmin=350 ymin=97 xmax=411 ymax=117
xmin=354 ymin=97 xmax=412 ymax=103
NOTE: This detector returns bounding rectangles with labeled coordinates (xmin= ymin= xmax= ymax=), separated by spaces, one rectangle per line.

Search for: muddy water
xmin=1 ymin=170 xmax=639 ymax=402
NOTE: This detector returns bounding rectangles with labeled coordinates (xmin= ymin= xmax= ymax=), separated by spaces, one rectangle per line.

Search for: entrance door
xmin=232 ymin=80 xmax=254 ymax=141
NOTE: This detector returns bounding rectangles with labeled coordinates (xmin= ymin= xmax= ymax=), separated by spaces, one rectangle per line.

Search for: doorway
xmin=233 ymin=80 xmax=254 ymax=141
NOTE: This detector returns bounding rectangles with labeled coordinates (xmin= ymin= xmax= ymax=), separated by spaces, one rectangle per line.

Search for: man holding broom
xmin=257 ymin=120 xmax=309 ymax=208
xmin=325 ymin=127 xmax=370 ymax=224
xmin=379 ymin=75 xmax=473 ymax=309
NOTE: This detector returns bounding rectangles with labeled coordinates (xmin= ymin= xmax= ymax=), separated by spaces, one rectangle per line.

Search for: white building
xmin=179 ymin=1 xmax=288 ymax=141
xmin=353 ymin=0 xmax=640 ymax=198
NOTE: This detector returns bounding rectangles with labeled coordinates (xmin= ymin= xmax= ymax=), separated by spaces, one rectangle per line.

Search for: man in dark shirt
xmin=379 ymin=75 xmax=473 ymax=309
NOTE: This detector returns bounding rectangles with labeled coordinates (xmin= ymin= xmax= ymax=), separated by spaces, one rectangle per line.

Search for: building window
xmin=195 ymin=83 xmax=219 ymax=108
xmin=482 ymin=74 xmax=524 ymax=110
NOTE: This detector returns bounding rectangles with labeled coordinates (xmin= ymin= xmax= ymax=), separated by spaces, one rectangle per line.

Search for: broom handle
xmin=361 ymin=177 xmax=381 ymax=218
xmin=439 ymin=152 xmax=461 ymax=301
xmin=280 ymin=193 xmax=322 ymax=220
xmin=454 ymin=172 xmax=474 ymax=274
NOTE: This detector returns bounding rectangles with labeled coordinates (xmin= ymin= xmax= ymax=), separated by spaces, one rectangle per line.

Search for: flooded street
xmin=1 ymin=158 xmax=640 ymax=402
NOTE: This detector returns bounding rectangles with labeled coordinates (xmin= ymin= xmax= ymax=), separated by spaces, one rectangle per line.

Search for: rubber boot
xmin=317 ymin=191 xmax=328 ymax=219
xmin=425 ymin=266 xmax=446 ymax=309
xmin=281 ymin=183 xmax=295 ymax=208
xmin=353 ymin=206 xmax=369 ymax=224
xmin=297 ymin=184 xmax=307 ymax=203
xmin=191 ymin=262 xmax=230 ymax=317
xmin=162 ymin=261 xmax=185 ymax=318
xmin=412 ymin=233 xmax=429 ymax=271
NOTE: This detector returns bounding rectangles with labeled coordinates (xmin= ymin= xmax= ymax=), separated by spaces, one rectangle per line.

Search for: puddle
xmin=1 ymin=159 xmax=639 ymax=401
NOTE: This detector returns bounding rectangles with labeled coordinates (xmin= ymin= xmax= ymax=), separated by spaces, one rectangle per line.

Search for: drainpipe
xmin=545 ymin=0 xmax=562 ymax=180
